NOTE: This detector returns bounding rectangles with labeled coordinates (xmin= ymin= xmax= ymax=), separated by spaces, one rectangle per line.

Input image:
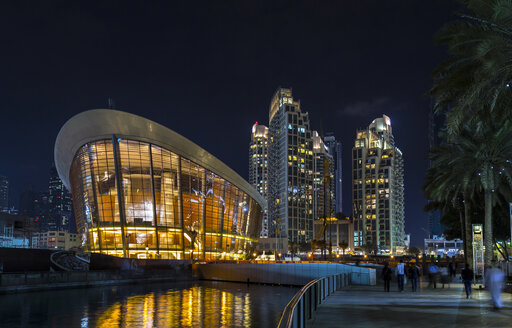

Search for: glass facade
xmin=69 ymin=138 xmax=262 ymax=260
xmin=268 ymin=88 xmax=314 ymax=244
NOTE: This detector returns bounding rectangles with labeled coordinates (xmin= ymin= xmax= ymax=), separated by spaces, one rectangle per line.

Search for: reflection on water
xmin=0 ymin=281 xmax=298 ymax=328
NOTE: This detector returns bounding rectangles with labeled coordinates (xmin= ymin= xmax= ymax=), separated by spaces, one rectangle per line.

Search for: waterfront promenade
xmin=309 ymin=282 xmax=512 ymax=328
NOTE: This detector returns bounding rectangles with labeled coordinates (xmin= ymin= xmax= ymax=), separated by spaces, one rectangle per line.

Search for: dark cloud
xmin=338 ymin=98 xmax=408 ymax=119
xmin=339 ymin=97 xmax=390 ymax=117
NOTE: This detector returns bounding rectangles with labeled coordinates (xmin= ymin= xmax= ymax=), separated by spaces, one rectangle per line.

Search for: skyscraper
xmin=48 ymin=166 xmax=75 ymax=232
xmin=268 ymin=87 xmax=314 ymax=244
xmin=249 ymin=122 xmax=270 ymax=237
xmin=352 ymin=115 xmax=405 ymax=254
xmin=312 ymin=131 xmax=334 ymax=222
xmin=19 ymin=188 xmax=48 ymax=231
xmin=0 ymin=175 xmax=8 ymax=213
xmin=427 ymin=104 xmax=444 ymax=237
xmin=324 ymin=134 xmax=343 ymax=214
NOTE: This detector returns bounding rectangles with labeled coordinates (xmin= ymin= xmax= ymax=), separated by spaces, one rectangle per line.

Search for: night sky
xmin=0 ymin=1 xmax=460 ymax=246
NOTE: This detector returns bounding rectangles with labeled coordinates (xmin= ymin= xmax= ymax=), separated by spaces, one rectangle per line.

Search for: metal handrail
xmin=277 ymin=273 xmax=348 ymax=328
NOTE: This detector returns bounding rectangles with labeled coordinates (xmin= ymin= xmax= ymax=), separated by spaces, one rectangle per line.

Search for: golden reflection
xmin=142 ymin=293 xmax=155 ymax=328
xmin=96 ymin=303 xmax=121 ymax=328
xmin=95 ymin=285 xmax=252 ymax=328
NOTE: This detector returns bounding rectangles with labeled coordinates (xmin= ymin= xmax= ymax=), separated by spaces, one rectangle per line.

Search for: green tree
xmin=338 ymin=241 xmax=348 ymax=261
xmin=362 ymin=243 xmax=377 ymax=256
xmin=408 ymin=246 xmax=422 ymax=256
xmin=424 ymin=140 xmax=476 ymax=267
xmin=429 ymin=0 xmax=512 ymax=137
xmin=427 ymin=122 xmax=512 ymax=265
xmin=288 ymin=241 xmax=297 ymax=260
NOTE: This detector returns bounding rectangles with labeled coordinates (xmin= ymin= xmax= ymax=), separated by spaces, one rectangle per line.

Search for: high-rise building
xmin=19 ymin=188 xmax=48 ymax=231
xmin=0 ymin=175 xmax=9 ymax=213
xmin=324 ymin=134 xmax=342 ymax=214
xmin=312 ymin=131 xmax=334 ymax=222
xmin=427 ymin=104 xmax=444 ymax=237
xmin=249 ymin=123 xmax=270 ymax=237
xmin=352 ymin=115 xmax=405 ymax=254
xmin=48 ymin=166 xmax=75 ymax=232
xmin=268 ymin=87 xmax=314 ymax=244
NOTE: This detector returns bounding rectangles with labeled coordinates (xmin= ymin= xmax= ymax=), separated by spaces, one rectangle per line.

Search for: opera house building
xmin=55 ymin=109 xmax=264 ymax=260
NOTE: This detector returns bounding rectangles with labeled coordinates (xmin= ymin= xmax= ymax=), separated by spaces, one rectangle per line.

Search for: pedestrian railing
xmin=277 ymin=273 xmax=349 ymax=328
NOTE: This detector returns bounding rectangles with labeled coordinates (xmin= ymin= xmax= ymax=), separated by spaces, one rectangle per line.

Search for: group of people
xmin=381 ymin=259 xmax=507 ymax=310
xmin=427 ymin=261 xmax=456 ymax=288
xmin=381 ymin=259 xmax=420 ymax=292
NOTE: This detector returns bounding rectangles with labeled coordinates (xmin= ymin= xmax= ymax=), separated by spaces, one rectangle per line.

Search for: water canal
xmin=0 ymin=281 xmax=299 ymax=327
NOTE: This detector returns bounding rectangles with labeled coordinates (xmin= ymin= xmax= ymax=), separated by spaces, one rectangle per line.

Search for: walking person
xmin=449 ymin=261 xmax=456 ymax=278
xmin=461 ymin=263 xmax=473 ymax=299
xmin=486 ymin=264 xmax=505 ymax=309
xmin=397 ymin=259 xmax=405 ymax=292
xmin=382 ymin=262 xmax=392 ymax=292
xmin=440 ymin=265 xmax=450 ymax=288
xmin=428 ymin=262 xmax=439 ymax=288
xmin=408 ymin=262 xmax=420 ymax=292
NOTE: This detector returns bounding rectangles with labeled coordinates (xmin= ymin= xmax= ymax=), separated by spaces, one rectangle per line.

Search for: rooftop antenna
xmin=107 ymin=98 xmax=115 ymax=109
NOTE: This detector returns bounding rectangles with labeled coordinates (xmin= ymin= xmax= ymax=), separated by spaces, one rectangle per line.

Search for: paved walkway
xmin=309 ymin=282 xmax=512 ymax=327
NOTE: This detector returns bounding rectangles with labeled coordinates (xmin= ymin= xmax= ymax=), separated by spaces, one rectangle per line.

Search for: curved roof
xmin=54 ymin=109 xmax=266 ymax=207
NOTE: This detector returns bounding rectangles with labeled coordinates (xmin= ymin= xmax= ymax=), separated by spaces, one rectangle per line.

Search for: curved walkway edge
xmin=308 ymin=283 xmax=512 ymax=328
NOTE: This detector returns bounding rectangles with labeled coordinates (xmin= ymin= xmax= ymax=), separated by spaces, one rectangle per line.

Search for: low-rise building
xmin=313 ymin=217 xmax=354 ymax=254
xmin=0 ymin=212 xmax=35 ymax=248
xmin=32 ymin=231 xmax=81 ymax=250
xmin=256 ymin=237 xmax=288 ymax=254
xmin=424 ymin=235 xmax=463 ymax=257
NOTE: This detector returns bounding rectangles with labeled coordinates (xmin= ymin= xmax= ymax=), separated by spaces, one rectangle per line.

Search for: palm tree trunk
xmin=484 ymin=191 xmax=493 ymax=265
xmin=463 ymin=199 xmax=473 ymax=269
xmin=459 ymin=208 xmax=465 ymax=259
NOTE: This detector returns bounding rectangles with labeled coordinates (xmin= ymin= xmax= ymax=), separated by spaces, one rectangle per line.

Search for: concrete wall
xmin=0 ymin=268 xmax=195 ymax=294
xmin=0 ymin=247 xmax=53 ymax=272
xmin=195 ymin=263 xmax=376 ymax=286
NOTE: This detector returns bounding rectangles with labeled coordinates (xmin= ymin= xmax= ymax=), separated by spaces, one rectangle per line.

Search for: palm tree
xmin=311 ymin=239 xmax=326 ymax=261
xmin=310 ymin=239 xmax=318 ymax=261
xmin=338 ymin=241 xmax=348 ymax=261
xmin=424 ymin=141 xmax=475 ymax=267
xmin=429 ymin=0 xmax=512 ymax=137
xmin=427 ymin=121 xmax=512 ymax=265
xmin=427 ymin=0 xmax=512 ymax=267
xmin=459 ymin=122 xmax=512 ymax=264
xmin=288 ymin=241 xmax=297 ymax=261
